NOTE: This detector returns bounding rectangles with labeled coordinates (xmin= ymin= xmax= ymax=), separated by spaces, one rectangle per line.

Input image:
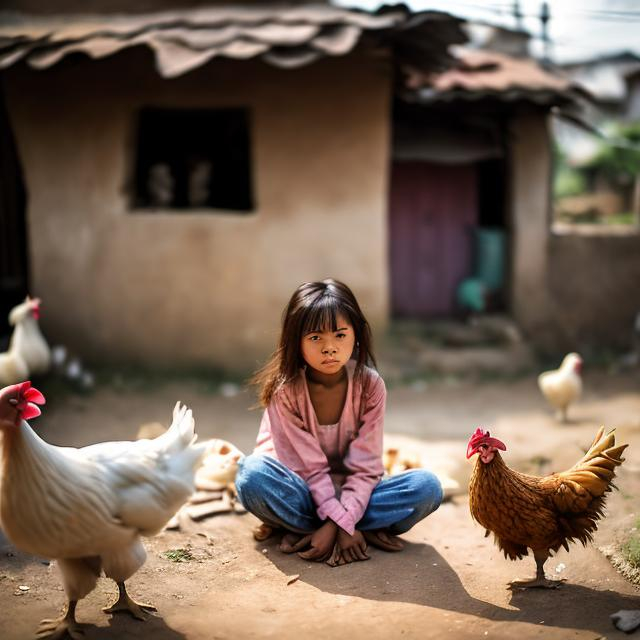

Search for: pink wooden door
xmin=389 ymin=162 xmax=477 ymax=317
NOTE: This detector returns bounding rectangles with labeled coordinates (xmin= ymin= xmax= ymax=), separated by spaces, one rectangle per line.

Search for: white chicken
xmin=537 ymin=352 xmax=583 ymax=422
xmin=0 ymin=381 xmax=207 ymax=639
xmin=0 ymin=296 xmax=51 ymax=383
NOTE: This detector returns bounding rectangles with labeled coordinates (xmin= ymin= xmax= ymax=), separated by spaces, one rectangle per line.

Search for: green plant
xmin=555 ymin=165 xmax=587 ymax=198
xmin=586 ymin=121 xmax=640 ymax=181
xmin=161 ymin=548 xmax=195 ymax=563
xmin=553 ymin=141 xmax=587 ymax=198
xmin=621 ymin=519 xmax=640 ymax=569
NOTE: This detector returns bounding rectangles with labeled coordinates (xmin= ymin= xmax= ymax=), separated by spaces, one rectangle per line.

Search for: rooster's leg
xmin=509 ymin=550 xmax=565 ymax=589
xmin=102 ymin=581 xmax=157 ymax=620
xmin=37 ymin=600 xmax=84 ymax=640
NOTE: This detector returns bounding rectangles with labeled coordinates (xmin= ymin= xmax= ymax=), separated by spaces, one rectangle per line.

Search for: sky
xmin=335 ymin=0 xmax=640 ymax=64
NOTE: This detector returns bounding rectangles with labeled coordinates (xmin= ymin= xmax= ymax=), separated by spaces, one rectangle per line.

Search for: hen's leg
xmin=37 ymin=601 xmax=84 ymax=640
xmin=37 ymin=557 xmax=100 ymax=638
xmin=101 ymin=538 xmax=154 ymax=620
xmin=102 ymin=581 xmax=157 ymax=620
xmin=509 ymin=550 xmax=564 ymax=589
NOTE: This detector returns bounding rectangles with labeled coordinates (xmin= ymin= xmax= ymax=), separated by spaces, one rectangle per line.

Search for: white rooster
xmin=0 ymin=381 xmax=207 ymax=639
xmin=537 ymin=352 xmax=583 ymax=422
xmin=0 ymin=296 xmax=51 ymax=384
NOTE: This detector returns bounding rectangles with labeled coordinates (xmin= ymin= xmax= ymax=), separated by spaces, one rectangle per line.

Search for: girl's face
xmin=300 ymin=314 xmax=356 ymax=376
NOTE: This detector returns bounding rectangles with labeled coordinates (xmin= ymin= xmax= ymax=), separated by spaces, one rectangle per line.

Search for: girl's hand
xmin=297 ymin=520 xmax=338 ymax=562
xmin=329 ymin=529 xmax=369 ymax=566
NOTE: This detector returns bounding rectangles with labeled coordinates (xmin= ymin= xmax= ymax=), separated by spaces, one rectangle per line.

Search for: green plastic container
xmin=475 ymin=228 xmax=505 ymax=291
xmin=456 ymin=277 xmax=487 ymax=312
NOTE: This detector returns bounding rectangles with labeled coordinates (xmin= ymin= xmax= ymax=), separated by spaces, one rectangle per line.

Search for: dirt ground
xmin=2 ymin=368 xmax=640 ymax=640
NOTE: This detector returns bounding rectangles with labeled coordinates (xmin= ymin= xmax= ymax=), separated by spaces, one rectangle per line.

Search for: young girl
xmin=236 ymin=279 xmax=442 ymax=566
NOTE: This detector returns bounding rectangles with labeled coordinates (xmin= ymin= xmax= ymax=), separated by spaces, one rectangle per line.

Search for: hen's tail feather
xmin=152 ymin=402 xmax=207 ymax=485
xmin=154 ymin=402 xmax=196 ymax=454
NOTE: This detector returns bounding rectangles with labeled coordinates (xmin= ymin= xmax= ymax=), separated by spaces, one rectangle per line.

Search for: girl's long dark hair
xmin=252 ymin=278 xmax=376 ymax=407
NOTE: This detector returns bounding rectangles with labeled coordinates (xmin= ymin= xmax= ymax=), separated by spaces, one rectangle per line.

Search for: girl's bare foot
xmin=363 ymin=530 xmax=404 ymax=552
xmin=279 ymin=532 xmax=312 ymax=553
xmin=253 ymin=523 xmax=275 ymax=541
xmin=326 ymin=542 xmax=370 ymax=567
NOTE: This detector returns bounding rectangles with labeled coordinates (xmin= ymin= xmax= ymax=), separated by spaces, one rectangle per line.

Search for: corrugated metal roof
xmin=0 ymin=5 xmax=465 ymax=77
xmin=403 ymin=48 xmax=585 ymax=105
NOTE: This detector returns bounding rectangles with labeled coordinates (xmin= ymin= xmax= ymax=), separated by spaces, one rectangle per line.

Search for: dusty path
xmin=1 ymin=369 xmax=640 ymax=639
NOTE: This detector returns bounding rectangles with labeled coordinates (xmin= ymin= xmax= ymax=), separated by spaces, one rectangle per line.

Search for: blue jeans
xmin=236 ymin=454 xmax=443 ymax=535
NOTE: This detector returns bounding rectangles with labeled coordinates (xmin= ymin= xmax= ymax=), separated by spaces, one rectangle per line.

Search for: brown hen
xmin=467 ymin=426 xmax=627 ymax=588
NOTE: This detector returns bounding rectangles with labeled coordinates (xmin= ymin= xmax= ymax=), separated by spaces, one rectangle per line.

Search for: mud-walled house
xmin=0 ymin=1 xmax=465 ymax=370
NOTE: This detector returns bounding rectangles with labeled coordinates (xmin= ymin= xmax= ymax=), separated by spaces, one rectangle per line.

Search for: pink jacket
xmin=255 ymin=361 xmax=385 ymax=534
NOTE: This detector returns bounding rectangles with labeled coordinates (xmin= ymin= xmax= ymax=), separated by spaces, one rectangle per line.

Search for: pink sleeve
xmin=339 ymin=373 xmax=386 ymax=533
xmin=266 ymin=389 xmax=353 ymax=531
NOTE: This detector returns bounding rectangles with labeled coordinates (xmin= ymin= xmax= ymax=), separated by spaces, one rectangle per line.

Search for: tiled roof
xmin=404 ymin=48 xmax=585 ymax=105
xmin=0 ymin=4 xmax=465 ymax=77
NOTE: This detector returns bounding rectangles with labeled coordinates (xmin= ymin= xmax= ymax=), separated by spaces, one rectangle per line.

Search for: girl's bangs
xmin=301 ymin=297 xmax=345 ymax=335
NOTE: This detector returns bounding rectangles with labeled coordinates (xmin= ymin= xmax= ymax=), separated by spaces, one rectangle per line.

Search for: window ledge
xmin=129 ymin=207 xmax=256 ymax=216
xmin=552 ymin=222 xmax=640 ymax=237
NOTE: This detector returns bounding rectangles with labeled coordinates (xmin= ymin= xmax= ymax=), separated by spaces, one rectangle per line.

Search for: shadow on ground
xmin=262 ymin=536 xmax=640 ymax=635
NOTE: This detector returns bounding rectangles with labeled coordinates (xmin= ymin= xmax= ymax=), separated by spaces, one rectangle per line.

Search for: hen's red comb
xmin=470 ymin=427 xmax=490 ymax=441
xmin=16 ymin=381 xmax=45 ymax=421
xmin=30 ymin=298 xmax=41 ymax=320
xmin=466 ymin=427 xmax=506 ymax=458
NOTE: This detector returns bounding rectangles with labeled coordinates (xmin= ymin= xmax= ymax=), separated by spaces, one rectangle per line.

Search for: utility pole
xmin=513 ymin=0 xmax=523 ymax=31
xmin=540 ymin=1 xmax=551 ymax=64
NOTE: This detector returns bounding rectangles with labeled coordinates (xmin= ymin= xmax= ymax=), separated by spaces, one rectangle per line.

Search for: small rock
xmin=18 ymin=585 xmax=30 ymax=591
xmin=262 ymin=549 xmax=268 ymax=554
xmin=286 ymin=574 xmax=300 ymax=585
xmin=611 ymin=610 xmax=640 ymax=633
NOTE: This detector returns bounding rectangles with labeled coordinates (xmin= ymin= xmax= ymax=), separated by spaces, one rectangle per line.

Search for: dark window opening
xmin=133 ymin=108 xmax=253 ymax=212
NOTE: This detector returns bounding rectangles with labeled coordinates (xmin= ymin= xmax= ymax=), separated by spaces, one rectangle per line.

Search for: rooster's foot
xmin=36 ymin=616 xmax=84 ymax=640
xmin=509 ymin=576 xmax=565 ymax=589
xmin=103 ymin=582 xmax=156 ymax=621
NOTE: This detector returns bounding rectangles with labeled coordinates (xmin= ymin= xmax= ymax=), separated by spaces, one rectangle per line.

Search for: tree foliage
xmin=586 ymin=121 xmax=640 ymax=182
